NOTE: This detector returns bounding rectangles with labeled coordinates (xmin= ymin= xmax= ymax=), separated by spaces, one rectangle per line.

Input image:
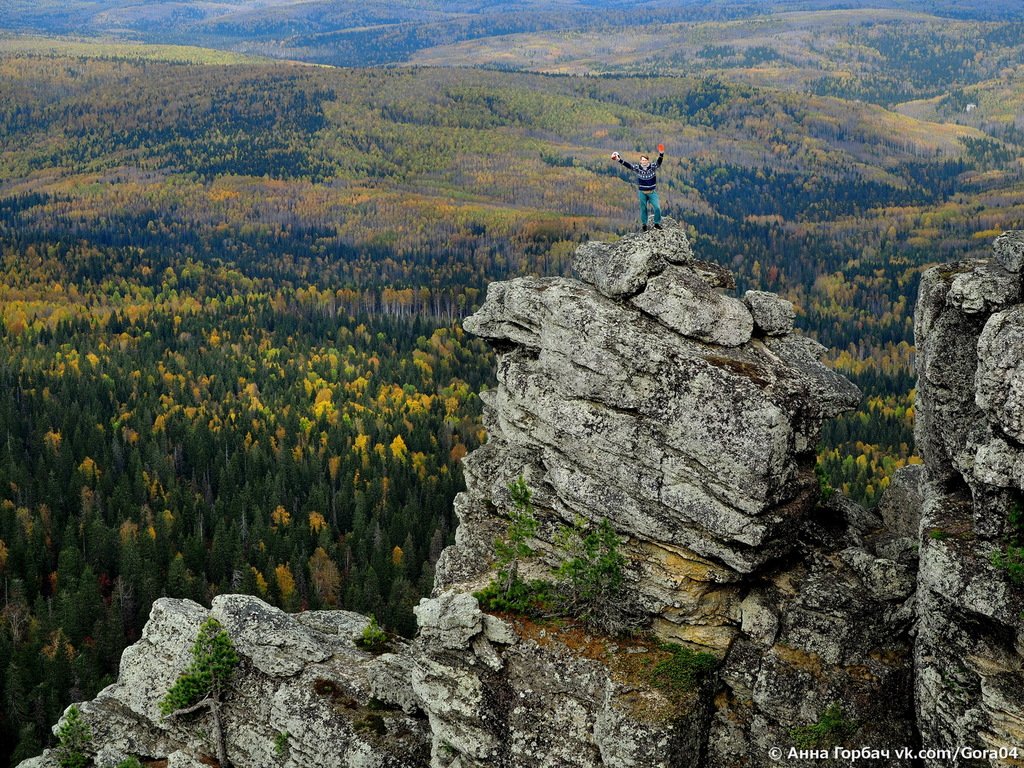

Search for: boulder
xmin=414 ymin=592 xmax=484 ymax=650
xmin=571 ymin=217 xmax=692 ymax=298
xmin=744 ymin=290 xmax=795 ymax=336
xmin=994 ymin=230 xmax=1024 ymax=273
xmin=947 ymin=259 xmax=1021 ymax=315
xmin=631 ymin=266 xmax=753 ymax=347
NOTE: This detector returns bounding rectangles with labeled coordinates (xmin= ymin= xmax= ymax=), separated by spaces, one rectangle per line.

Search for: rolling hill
xmin=3 ymin=1 xmax=1022 ymax=66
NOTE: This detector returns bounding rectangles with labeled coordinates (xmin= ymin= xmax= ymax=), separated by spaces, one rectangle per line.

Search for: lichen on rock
xmin=424 ymin=221 xmax=918 ymax=767
xmin=455 ymin=218 xmax=861 ymax=602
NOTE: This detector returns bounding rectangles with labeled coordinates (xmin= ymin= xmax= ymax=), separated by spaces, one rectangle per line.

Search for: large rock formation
xmin=445 ymin=219 xmax=861 ymax=643
xmin=21 ymin=224 xmax=1024 ymax=768
xmin=913 ymin=232 xmax=1024 ymax=765
xmin=421 ymin=220 xmax=919 ymax=767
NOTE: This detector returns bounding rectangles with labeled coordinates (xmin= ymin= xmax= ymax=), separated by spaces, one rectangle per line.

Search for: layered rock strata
xmin=444 ymin=218 xmax=861 ymax=651
xmin=426 ymin=221 xmax=919 ymax=767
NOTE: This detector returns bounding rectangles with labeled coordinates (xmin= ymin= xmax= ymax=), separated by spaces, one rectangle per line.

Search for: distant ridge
xmin=2 ymin=1 xmax=1021 ymax=67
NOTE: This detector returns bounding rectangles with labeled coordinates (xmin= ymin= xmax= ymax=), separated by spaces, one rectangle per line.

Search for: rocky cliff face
xmin=446 ymin=220 xmax=860 ymax=636
xmin=913 ymin=231 xmax=1024 ymax=766
xmin=20 ymin=225 xmax=1024 ymax=768
xmin=432 ymin=219 xmax=920 ymax=768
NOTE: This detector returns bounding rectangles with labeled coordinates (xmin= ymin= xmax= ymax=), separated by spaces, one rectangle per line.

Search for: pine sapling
xmin=554 ymin=517 xmax=636 ymax=635
xmin=55 ymin=705 xmax=92 ymax=768
xmin=160 ymin=617 xmax=240 ymax=768
xmin=495 ymin=476 xmax=538 ymax=598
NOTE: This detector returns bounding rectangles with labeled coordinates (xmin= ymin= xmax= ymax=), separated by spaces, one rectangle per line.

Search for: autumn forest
xmin=2 ymin=4 xmax=1024 ymax=762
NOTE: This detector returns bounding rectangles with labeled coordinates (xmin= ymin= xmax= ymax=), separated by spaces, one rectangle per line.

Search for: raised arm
xmin=611 ymin=151 xmax=635 ymax=171
xmin=656 ymin=144 xmax=665 ymax=167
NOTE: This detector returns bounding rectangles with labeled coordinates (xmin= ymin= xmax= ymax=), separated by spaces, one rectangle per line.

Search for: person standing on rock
xmin=611 ymin=144 xmax=665 ymax=231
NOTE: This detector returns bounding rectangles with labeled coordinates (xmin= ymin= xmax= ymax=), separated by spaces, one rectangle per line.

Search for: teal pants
xmin=639 ymin=189 xmax=661 ymax=225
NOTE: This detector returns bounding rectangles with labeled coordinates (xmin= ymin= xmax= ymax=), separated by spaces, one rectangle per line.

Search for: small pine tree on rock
xmin=495 ymin=476 xmax=539 ymax=597
xmin=555 ymin=517 xmax=637 ymax=635
xmin=160 ymin=617 xmax=240 ymax=768
xmin=356 ymin=615 xmax=389 ymax=653
xmin=55 ymin=705 xmax=93 ymax=768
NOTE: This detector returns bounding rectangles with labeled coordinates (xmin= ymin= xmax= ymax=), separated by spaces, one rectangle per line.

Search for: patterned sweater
xmin=618 ymin=152 xmax=663 ymax=191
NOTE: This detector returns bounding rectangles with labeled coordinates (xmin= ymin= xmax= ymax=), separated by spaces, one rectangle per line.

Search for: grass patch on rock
xmin=789 ymin=703 xmax=858 ymax=748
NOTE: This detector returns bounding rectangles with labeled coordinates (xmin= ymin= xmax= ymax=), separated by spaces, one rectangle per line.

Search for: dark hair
xmin=640 ymin=155 xmax=649 ymax=161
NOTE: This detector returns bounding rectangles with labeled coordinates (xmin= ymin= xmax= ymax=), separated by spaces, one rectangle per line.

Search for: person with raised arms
xmin=611 ymin=144 xmax=665 ymax=231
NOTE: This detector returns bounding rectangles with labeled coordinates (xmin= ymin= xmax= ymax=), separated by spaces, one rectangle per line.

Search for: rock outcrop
xmin=427 ymin=220 xmax=918 ymax=767
xmin=20 ymin=596 xmax=431 ymax=768
xmin=912 ymin=235 xmax=1024 ymax=765
xmin=370 ymin=591 xmax=715 ymax=768
xmin=21 ymin=224 xmax=1024 ymax=768
xmin=450 ymin=219 xmax=860 ymax=605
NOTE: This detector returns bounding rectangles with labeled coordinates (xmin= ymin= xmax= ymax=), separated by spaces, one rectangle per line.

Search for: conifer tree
xmin=55 ymin=705 xmax=92 ymax=768
xmin=160 ymin=617 xmax=240 ymax=768
xmin=496 ymin=476 xmax=538 ymax=597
